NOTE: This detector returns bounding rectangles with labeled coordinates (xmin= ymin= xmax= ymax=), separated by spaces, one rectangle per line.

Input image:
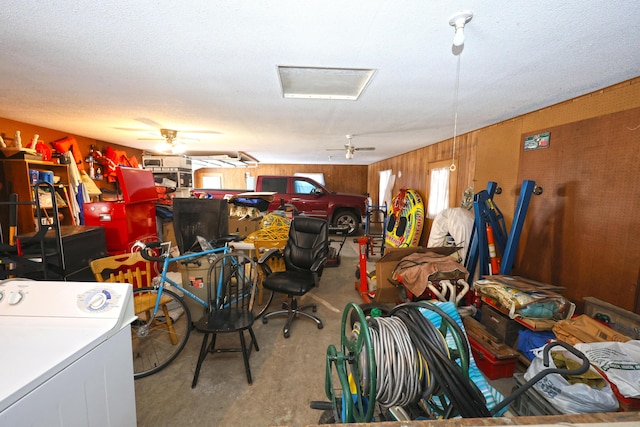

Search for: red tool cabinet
xmin=84 ymin=167 xmax=158 ymax=254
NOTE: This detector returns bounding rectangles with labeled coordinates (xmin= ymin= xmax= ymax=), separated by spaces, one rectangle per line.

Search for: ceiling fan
xmin=140 ymin=128 xmax=190 ymax=154
xmin=115 ymin=118 xmax=221 ymax=154
xmin=327 ymin=135 xmax=375 ymax=159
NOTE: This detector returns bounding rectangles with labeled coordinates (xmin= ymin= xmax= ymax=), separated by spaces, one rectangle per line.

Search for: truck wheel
xmin=334 ymin=211 xmax=359 ymax=235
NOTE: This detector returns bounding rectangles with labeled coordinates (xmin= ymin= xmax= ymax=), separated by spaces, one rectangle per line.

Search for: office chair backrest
xmin=284 ymin=216 xmax=328 ymax=272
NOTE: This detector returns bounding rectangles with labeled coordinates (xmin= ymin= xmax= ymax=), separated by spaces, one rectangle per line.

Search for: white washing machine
xmin=0 ymin=279 xmax=137 ymax=427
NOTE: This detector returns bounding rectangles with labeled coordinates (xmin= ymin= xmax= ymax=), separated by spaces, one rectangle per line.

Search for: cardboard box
xmin=374 ymin=246 xmax=460 ymax=303
xmin=228 ymin=216 xmax=262 ymax=239
xmin=584 ymin=297 xmax=640 ymax=340
xmin=178 ymin=256 xmax=213 ymax=318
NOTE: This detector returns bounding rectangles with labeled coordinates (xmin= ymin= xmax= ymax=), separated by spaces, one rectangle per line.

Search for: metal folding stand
xmin=364 ymin=203 xmax=387 ymax=257
xmin=465 ymin=180 xmax=538 ymax=282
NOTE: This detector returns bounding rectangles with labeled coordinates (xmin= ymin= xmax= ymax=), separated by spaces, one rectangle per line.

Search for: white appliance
xmin=0 ymin=279 xmax=137 ymax=427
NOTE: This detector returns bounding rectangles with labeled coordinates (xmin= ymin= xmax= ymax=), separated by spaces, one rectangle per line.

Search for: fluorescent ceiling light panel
xmin=278 ymin=66 xmax=375 ymax=100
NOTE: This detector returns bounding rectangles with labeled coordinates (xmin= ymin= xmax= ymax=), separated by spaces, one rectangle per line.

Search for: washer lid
xmin=0 ymin=318 xmax=115 ymax=412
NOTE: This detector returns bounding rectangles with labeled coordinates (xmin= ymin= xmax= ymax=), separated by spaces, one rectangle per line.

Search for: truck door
xmin=290 ymin=177 xmax=327 ymax=219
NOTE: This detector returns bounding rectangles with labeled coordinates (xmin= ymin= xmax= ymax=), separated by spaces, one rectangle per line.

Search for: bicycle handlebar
xmin=139 ymin=240 xmax=167 ymax=263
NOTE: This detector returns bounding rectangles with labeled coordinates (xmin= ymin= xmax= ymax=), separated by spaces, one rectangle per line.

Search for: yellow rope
xmin=244 ymin=213 xmax=290 ymax=243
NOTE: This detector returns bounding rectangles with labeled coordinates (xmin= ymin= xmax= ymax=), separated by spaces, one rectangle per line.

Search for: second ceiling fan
xmin=327 ymin=135 xmax=375 ymax=159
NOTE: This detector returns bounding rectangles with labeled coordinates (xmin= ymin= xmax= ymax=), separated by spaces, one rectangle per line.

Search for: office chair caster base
xmin=262 ymin=301 xmax=323 ymax=337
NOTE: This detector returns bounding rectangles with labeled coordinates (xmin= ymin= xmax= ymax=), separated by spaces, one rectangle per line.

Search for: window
xmin=293 ymin=179 xmax=319 ymax=194
xmin=261 ymin=177 xmax=287 ymax=193
xmin=202 ymin=173 xmax=223 ymax=189
xmin=379 ymin=169 xmax=394 ymax=208
xmin=426 ymin=159 xmax=457 ymax=219
xmin=427 ymin=167 xmax=449 ymax=219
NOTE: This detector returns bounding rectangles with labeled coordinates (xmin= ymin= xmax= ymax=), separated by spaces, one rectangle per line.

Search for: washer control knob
xmin=8 ymin=291 xmax=24 ymax=305
xmin=88 ymin=292 xmax=108 ymax=310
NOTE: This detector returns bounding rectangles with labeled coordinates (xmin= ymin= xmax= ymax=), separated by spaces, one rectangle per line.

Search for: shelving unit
xmin=0 ymin=159 xmax=76 ymax=236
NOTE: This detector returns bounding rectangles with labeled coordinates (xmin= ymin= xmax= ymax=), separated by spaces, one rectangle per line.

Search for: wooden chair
xmin=90 ymin=252 xmax=178 ymax=345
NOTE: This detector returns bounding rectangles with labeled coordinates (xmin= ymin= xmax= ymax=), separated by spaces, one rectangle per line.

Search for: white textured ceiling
xmin=1 ymin=1 xmax=639 ymax=165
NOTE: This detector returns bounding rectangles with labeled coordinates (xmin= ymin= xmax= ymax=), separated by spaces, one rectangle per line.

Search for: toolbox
xmin=480 ymin=303 xmax=524 ymax=347
xmin=467 ymin=334 xmax=518 ymax=380
xmin=84 ymin=167 xmax=158 ymax=254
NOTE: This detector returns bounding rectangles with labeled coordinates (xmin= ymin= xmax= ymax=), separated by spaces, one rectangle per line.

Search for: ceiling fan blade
xmin=355 ymin=147 xmax=376 ymax=151
xmin=114 ymin=127 xmax=156 ymax=132
xmin=179 ymin=130 xmax=222 ymax=135
xmin=177 ymin=136 xmax=200 ymax=142
xmin=326 ymin=148 xmax=346 ymax=151
xmin=135 ymin=118 xmax=164 ymax=128
xmin=137 ymin=137 xmax=165 ymax=141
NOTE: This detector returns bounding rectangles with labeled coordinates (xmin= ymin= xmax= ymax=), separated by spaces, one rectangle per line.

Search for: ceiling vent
xmin=278 ymin=66 xmax=375 ymax=100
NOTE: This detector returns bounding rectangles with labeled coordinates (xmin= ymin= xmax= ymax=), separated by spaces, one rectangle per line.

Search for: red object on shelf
xmin=84 ymin=167 xmax=158 ymax=254
xmin=467 ymin=334 xmax=517 ymax=380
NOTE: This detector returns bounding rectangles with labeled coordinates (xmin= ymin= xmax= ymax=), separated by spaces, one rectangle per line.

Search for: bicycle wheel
xmin=253 ymin=280 xmax=274 ymax=318
xmin=131 ymin=287 xmax=191 ymax=379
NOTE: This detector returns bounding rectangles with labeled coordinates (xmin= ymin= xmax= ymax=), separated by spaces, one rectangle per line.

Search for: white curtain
xmin=379 ymin=169 xmax=394 ymax=210
xmin=427 ymin=167 xmax=450 ymax=219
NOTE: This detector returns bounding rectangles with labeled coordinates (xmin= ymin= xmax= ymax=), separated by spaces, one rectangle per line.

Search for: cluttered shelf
xmin=0 ymin=159 xmax=77 ymax=234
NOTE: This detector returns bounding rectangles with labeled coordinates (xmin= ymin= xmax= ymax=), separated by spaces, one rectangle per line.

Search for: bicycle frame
xmin=146 ymin=241 xmax=256 ymax=319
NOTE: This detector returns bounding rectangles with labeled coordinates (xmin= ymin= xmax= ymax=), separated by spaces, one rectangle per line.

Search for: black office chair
xmin=191 ymin=253 xmax=260 ymax=386
xmin=258 ymin=216 xmax=329 ymax=338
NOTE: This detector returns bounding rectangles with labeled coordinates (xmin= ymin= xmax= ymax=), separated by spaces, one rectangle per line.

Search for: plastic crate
xmin=510 ymin=373 xmax=562 ymax=416
xmin=468 ymin=334 xmax=517 ymax=380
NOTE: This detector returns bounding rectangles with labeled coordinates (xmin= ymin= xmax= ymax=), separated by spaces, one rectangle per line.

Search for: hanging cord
xmin=450 ymin=54 xmax=462 ymax=172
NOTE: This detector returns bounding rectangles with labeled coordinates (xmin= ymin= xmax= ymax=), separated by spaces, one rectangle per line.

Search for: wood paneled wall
xmin=368 ymin=77 xmax=640 ymax=313
xmin=367 ymin=132 xmax=477 ymax=245
xmin=515 ymin=107 xmax=640 ymax=312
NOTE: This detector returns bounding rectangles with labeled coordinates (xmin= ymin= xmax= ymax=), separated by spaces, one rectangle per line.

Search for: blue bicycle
xmin=133 ymin=237 xmax=273 ymax=378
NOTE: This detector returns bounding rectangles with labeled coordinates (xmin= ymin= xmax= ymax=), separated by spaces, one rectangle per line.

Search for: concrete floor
xmin=134 ymin=238 xmax=515 ymax=427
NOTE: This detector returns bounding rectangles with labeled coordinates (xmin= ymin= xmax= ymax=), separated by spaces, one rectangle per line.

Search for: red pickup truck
xmin=193 ymin=175 xmax=367 ymax=235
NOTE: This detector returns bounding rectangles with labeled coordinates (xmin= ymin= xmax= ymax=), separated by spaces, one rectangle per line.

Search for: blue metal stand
xmin=465 ymin=180 xmax=537 ymax=282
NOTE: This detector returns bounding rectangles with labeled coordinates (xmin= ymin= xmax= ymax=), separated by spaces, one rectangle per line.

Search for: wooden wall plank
xmin=514 ymin=107 xmax=640 ymax=311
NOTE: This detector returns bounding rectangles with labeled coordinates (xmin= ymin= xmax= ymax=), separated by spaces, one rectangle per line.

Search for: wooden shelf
xmin=0 ymin=159 xmax=75 ymax=235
